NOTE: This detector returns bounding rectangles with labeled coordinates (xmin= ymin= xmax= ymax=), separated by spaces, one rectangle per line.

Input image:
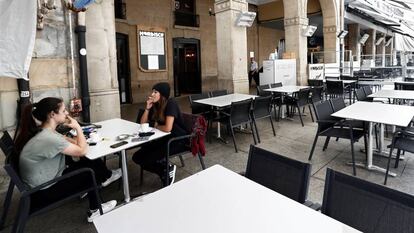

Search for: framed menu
xmin=138 ymin=27 xmax=167 ymax=72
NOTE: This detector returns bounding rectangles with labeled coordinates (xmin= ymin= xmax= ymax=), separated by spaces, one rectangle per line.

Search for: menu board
xmin=138 ymin=28 xmax=166 ymax=71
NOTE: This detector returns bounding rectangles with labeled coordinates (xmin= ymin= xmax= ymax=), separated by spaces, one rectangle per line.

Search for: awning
xmin=395 ymin=33 xmax=414 ymax=51
xmin=0 ymin=0 xmax=36 ymax=80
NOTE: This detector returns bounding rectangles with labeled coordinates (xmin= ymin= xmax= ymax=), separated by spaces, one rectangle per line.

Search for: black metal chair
xmin=325 ymin=80 xmax=344 ymax=99
xmin=188 ymin=93 xmax=211 ymax=115
xmin=221 ymin=99 xmax=256 ymax=153
xmin=163 ymin=113 xmax=207 ymax=186
xmin=0 ymin=131 xmax=15 ymax=230
xmin=308 ymin=100 xmax=366 ymax=175
xmin=251 ymin=96 xmax=276 ymax=143
xmin=269 ymin=83 xmax=283 ymax=120
xmin=3 ymin=154 xmax=103 ymax=233
xmin=245 ymin=145 xmax=320 ymax=210
xmin=285 ymin=88 xmax=313 ymax=126
xmin=270 ymin=82 xmax=282 ymax=88
xmin=384 ymin=128 xmax=414 ymax=185
xmin=309 ymin=86 xmax=324 ymax=103
xmin=322 ymin=168 xmax=414 ymax=233
xmin=256 ymin=84 xmax=271 ymax=97
xmin=210 ymin=89 xmax=228 ymax=97
xmin=354 ymin=88 xmax=368 ymax=101
xmin=308 ymin=79 xmax=323 ymax=87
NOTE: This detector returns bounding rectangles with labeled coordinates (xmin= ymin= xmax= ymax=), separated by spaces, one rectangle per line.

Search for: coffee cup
xmin=140 ymin=123 xmax=150 ymax=132
xmin=89 ymin=132 xmax=100 ymax=143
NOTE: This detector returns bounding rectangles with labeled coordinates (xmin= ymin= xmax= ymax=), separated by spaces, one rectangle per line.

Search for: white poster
xmin=0 ymin=0 xmax=36 ymax=79
xmin=148 ymin=55 xmax=159 ymax=70
xmin=308 ymin=64 xmax=325 ymax=80
xmin=139 ymin=31 xmax=165 ymax=55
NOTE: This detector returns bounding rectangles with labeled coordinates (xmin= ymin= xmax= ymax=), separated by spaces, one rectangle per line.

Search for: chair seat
xmin=320 ymin=127 xmax=365 ymax=141
xmin=394 ymin=137 xmax=414 ymax=153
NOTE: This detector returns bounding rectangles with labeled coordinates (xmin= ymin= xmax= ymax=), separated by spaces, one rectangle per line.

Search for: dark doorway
xmin=116 ymin=33 xmax=131 ymax=104
xmin=173 ymin=38 xmax=201 ymax=96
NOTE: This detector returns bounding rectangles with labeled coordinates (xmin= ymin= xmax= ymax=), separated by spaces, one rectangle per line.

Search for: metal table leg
xmin=121 ymin=150 xmax=130 ymax=202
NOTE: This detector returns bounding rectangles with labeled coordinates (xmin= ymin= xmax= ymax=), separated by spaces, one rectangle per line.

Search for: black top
xmin=148 ymin=98 xmax=187 ymax=137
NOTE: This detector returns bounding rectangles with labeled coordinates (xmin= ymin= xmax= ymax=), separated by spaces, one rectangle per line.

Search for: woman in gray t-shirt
xmin=14 ymin=97 xmax=118 ymax=222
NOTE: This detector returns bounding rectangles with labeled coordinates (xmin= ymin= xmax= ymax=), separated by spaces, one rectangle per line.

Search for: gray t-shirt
xmin=19 ymin=129 xmax=70 ymax=189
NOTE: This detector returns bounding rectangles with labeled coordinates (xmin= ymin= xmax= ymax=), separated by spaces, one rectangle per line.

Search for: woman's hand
xmin=146 ymin=96 xmax=154 ymax=110
xmin=64 ymin=115 xmax=81 ymax=130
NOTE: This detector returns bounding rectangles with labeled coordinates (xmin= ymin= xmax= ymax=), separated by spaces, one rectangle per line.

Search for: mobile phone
xmin=131 ymin=137 xmax=149 ymax=142
xmin=110 ymin=141 xmax=128 ymax=148
xmin=138 ymin=132 xmax=155 ymax=137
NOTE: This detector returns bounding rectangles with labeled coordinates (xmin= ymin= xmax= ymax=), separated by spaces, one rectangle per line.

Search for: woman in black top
xmin=132 ymin=82 xmax=187 ymax=185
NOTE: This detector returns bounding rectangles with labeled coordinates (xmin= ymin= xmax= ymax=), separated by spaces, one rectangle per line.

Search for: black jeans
xmin=132 ymin=137 xmax=187 ymax=179
xmin=31 ymin=158 xmax=111 ymax=211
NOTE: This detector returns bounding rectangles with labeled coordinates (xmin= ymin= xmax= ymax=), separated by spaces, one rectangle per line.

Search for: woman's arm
xmin=155 ymin=116 xmax=174 ymax=132
xmin=141 ymin=96 xmax=154 ymax=124
xmin=61 ymin=117 xmax=88 ymax=156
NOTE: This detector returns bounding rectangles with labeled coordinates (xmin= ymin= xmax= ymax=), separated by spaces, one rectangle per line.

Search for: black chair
xmin=362 ymin=86 xmax=373 ymax=97
xmin=308 ymin=79 xmax=323 ymax=87
xmin=210 ymin=89 xmax=227 ymax=97
xmin=309 ymin=86 xmax=323 ymax=103
xmin=251 ymin=96 xmax=276 ymax=143
xmin=256 ymin=84 xmax=271 ymax=97
xmin=245 ymin=145 xmax=320 ymax=210
xmin=188 ymin=93 xmax=211 ymax=115
xmin=322 ymin=168 xmax=414 ymax=233
xmin=325 ymin=80 xmax=344 ymax=99
xmin=270 ymin=82 xmax=282 ymax=88
xmin=3 ymin=154 xmax=103 ymax=233
xmin=285 ymin=88 xmax=313 ymax=126
xmin=384 ymin=128 xmax=414 ymax=185
xmin=221 ymin=99 xmax=256 ymax=153
xmin=0 ymin=131 xmax=15 ymax=230
xmin=308 ymin=100 xmax=366 ymax=175
xmin=354 ymin=88 xmax=367 ymax=101
xmin=163 ymin=113 xmax=207 ymax=186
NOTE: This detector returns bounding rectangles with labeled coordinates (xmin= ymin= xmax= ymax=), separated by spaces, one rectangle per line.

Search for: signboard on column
xmin=308 ymin=64 xmax=324 ymax=80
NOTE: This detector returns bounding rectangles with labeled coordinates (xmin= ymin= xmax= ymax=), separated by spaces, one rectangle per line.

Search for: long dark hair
xmin=14 ymin=97 xmax=64 ymax=154
xmin=152 ymin=95 xmax=168 ymax=123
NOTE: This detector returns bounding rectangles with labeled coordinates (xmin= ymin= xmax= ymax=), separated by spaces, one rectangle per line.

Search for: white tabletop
xmin=332 ymin=102 xmax=414 ymax=127
xmin=368 ymin=90 xmax=414 ymax=100
xmin=264 ymin=85 xmax=309 ymax=93
xmin=193 ymin=93 xmax=256 ymax=108
xmin=85 ymin=118 xmax=170 ymax=160
xmin=325 ymin=80 xmax=357 ymax=84
xmin=94 ymin=165 xmax=360 ymax=233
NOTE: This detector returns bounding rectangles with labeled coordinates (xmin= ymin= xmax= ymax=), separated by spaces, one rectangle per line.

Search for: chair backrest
xmin=354 ymin=88 xmax=367 ymax=101
xmin=325 ymin=76 xmax=340 ymax=80
xmin=270 ymin=82 xmax=282 ymax=88
xmin=210 ymin=89 xmax=227 ymax=97
xmin=0 ymin=131 xmax=14 ymax=157
xmin=308 ymin=79 xmax=324 ymax=87
xmin=394 ymin=82 xmax=403 ymax=90
xmin=245 ymin=145 xmax=311 ymax=204
xmin=405 ymin=77 xmax=414 ymax=82
xmin=296 ymin=88 xmax=311 ymax=106
xmin=4 ymin=155 xmax=28 ymax=192
xmin=230 ymin=98 xmax=252 ymax=126
xmin=322 ymin=168 xmax=414 ymax=233
xmin=313 ymin=100 xmax=336 ymax=132
xmin=326 ymin=80 xmax=344 ymax=95
xmin=252 ymin=96 xmax=272 ymax=119
xmin=309 ymin=86 xmax=323 ymax=103
xmin=401 ymin=83 xmax=414 ymax=91
xmin=362 ymin=86 xmax=373 ymax=96
xmin=329 ymin=97 xmax=346 ymax=112
xmin=188 ymin=93 xmax=210 ymax=114
xmin=256 ymin=84 xmax=271 ymax=97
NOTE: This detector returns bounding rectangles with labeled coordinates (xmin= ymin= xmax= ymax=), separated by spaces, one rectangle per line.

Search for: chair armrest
xmin=23 ymin=167 xmax=97 ymax=196
xmin=220 ymin=111 xmax=231 ymax=117
xmin=317 ymin=119 xmax=341 ymax=124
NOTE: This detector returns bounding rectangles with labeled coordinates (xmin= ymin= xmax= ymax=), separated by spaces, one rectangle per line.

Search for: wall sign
xmin=138 ymin=27 xmax=167 ymax=72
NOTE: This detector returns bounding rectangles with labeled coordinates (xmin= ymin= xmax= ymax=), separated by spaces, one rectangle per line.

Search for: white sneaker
xmin=101 ymin=168 xmax=122 ymax=187
xmin=168 ymin=164 xmax=176 ymax=185
xmin=87 ymin=200 xmax=117 ymax=222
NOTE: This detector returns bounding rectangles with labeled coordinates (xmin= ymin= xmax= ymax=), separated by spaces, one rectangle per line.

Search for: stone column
xmin=323 ymin=25 xmax=339 ymax=64
xmin=365 ymin=29 xmax=376 ymax=58
xmin=376 ymin=34 xmax=385 ymax=67
xmin=214 ymin=0 xmax=249 ymax=94
xmin=348 ymin=24 xmax=360 ymax=62
xmin=284 ymin=16 xmax=308 ymax=85
xmin=85 ymin=0 xmax=120 ymax=121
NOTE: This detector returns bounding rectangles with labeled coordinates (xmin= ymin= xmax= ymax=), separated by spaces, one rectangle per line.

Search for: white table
xmin=94 ymin=165 xmax=360 ymax=233
xmin=331 ymin=102 xmax=414 ymax=175
xmin=194 ymin=93 xmax=257 ymax=140
xmin=264 ymin=85 xmax=309 ymax=93
xmin=368 ymin=90 xmax=414 ymax=100
xmin=86 ymin=118 xmax=170 ymax=202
